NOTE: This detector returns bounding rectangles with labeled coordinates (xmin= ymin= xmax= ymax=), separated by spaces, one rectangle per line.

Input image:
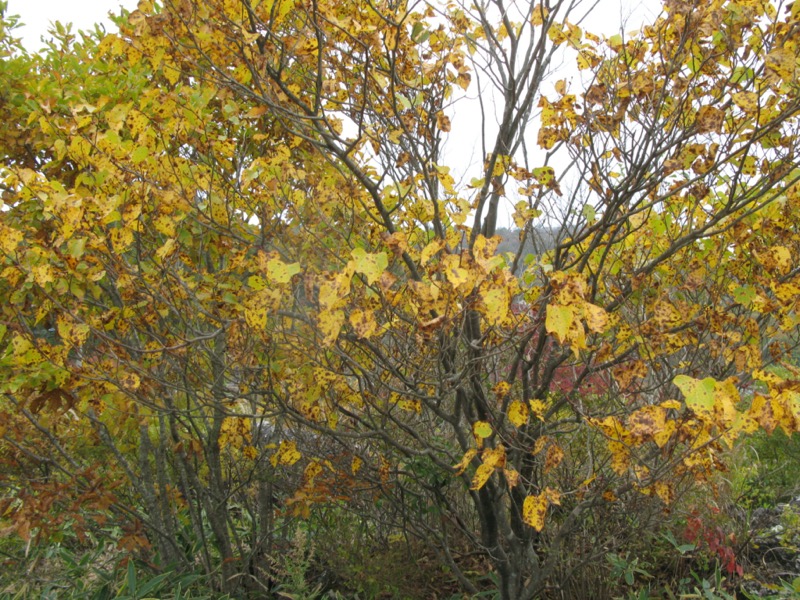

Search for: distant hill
xmin=495 ymin=227 xmax=558 ymax=273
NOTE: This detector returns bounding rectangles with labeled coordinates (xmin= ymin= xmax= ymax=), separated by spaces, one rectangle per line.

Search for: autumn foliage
xmin=1 ymin=0 xmax=800 ymax=597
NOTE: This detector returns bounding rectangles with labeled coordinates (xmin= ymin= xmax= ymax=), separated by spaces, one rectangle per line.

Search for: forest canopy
xmin=1 ymin=0 xmax=800 ymax=598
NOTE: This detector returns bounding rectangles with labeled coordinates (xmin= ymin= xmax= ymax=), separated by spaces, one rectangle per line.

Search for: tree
xmin=1 ymin=0 xmax=800 ymax=597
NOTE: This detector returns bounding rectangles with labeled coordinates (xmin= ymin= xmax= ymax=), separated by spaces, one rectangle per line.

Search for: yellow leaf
xmin=714 ymin=377 xmax=740 ymax=425
xmin=732 ymin=91 xmax=759 ymax=113
xmin=31 ymin=263 xmax=55 ymax=287
xmin=471 ymin=464 xmax=494 ymax=490
xmin=771 ymin=246 xmax=792 ymax=275
xmin=777 ymin=390 xmax=800 ymax=436
xmin=219 ymin=417 xmax=251 ymax=449
xmin=265 ymin=0 xmax=294 ymax=25
xmin=482 ymin=445 xmax=506 ymax=469
xmin=741 ymin=155 xmax=757 ymax=176
xmin=695 ymin=105 xmax=724 ymax=134
xmin=481 ymin=287 xmax=508 ymax=325
xmin=155 ymin=238 xmax=176 ymax=260
xmin=753 ymin=369 xmax=783 ymax=386
xmin=547 ymin=22 xmax=565 ymax=45
xmin=120 ymin=372 xmax=140 ymax=390
xmin=384 ymin=28 xmax=399 ymax=51
xmin=508 ymin=401 xmax=529 ymax=428
xmin=529 ymin=399 xmax=547 ymax=420
xmin=443 ymin=254 xmax=471 ymax=290
xmin=532 ymin=435 xmax=550 ymax=455
xmin=397 ymin=397 xmax=422 ymax=413
xmin=504 ymin=468 xmax=520 ymax=488
xmin=522 ymin=493 xmax=548 ymax=531
xmin=544 ymin=443 xmax=564 ymax=473
xmin=349 ymin=308 xmax=378 ymax=339
xmin=245 ymin=305 xmax=267 ymax=329
xmin=318 ymin=280 xmax=343 ymax=311
xmin=318 ymin=308 xmax=345 ymax=346
xmin=530 ymin=3 xmax=549 ymax=25
xmin=453 ymin=448 xmax=477 ymax=475
xmin=654 ymin=481 xmax=674 ymax=504
xmin=301 ymin=462 xmax=322 ymax=485
xmin=153 ymin=214 xmax=176 ymax=237
xmin=583 ymin=303 xmax=608 ymax=333
xmin=420 ymin=239 xmax=444 ymax=265
xmin=208 ymin=194 xmax=228 ymax=223
xmin=765 ymin=47 xmax=796 ymax=81
xmin=110 ymin=228 xmax=134 ymax=252
xmin=491 ymin=155 xmax=510 ymax=177
xmin=546 ymin=304 xmax=574 ymax=343
xmin=351 ymin=455 xmax=363 ymax=475
xmin=653 ymin=420 xmax=676 ymax=448
xmin=473 ymin=235 xmax=504 ymax=272
xmin=749 ymin=394 xmax=780 ymax=434
xmin=613 ymin=360 xmax=648 ymax=390
xmin=11 ymin=335 xmax=42 ymax=366
xmin=544 ymin=487 xmax=561 ymax=505
xmin=609 ymin=440 xmax=630 ymax=475
xmin=270 ymin=440 xmax=301 ymax=467
xmin=493 ymin=381 xmax=511 ymax=398
xmin=0 ymin=224 xmax=23 ymax=253
xmin=627 ymin=406 xmax=666 ymax=442
xmin=773 ymin=282 xmax=800 ymax=303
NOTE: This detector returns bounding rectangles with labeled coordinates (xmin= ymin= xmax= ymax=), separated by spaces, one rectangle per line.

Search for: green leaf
xmin=131 ymin=146 xmax=149 ymax=164
xmin=127 ymin=560 xmax=137 ymax=594
xmin=248 ymin=275 xmax=268 ymax=290
xmin=351 ymin=248 xmax=388 ymax=285
xmin=473 ymin=421 xmax=492 ymax=439
xmin=266 ymin=258 xmax=301 ymax=284
xmin=469 ymin=177 xmax=485 ymax=188
xmin=411 ymin=22 xmax=428 ymax=43
xmin=732 ymin=285 xmax=755 ymax=306
xmin=66 ymin=237 xmax=86 ymax=258
xmin=625 ymin=570 xmax=634 ymax=585
xmin=532 ymin=166 xmax=555 ymax=185
xmin=674 ymin=375 xmax=716 ymax=414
